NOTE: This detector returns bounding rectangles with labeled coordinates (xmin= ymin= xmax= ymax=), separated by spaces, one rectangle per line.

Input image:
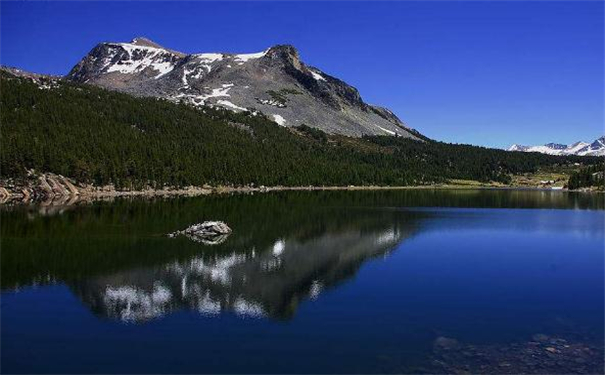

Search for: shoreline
xmin=1 ymin=176 xmax=600 ymax=206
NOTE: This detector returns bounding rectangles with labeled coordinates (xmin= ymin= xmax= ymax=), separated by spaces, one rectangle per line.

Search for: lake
xmin=1 ymin=190 xmax=604 ymax=374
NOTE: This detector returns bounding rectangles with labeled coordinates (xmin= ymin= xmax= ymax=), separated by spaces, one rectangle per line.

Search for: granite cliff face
xmin=67 ymin=37 xmax=420 ymax=138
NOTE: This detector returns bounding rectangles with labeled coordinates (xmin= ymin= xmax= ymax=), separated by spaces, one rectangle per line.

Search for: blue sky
xmin=1 ymin=1 xmax=603 ymax=148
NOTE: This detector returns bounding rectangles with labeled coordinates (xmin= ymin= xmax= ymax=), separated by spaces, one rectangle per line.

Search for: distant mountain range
xmin=64 ymin=37 xmax=420 ymax=139
xmin=508 ymin=137 xmax=605 ymax=157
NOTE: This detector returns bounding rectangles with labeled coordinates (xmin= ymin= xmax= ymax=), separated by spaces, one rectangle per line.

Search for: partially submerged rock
xmin=168 ymin=221 xmax=232 ymax=245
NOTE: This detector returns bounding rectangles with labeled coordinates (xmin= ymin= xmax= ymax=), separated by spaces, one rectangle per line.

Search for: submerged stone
xmin=532 ymin=333 xmax=550 ymax=343
xmin=433 ymin=336 xmax=460 ymax=350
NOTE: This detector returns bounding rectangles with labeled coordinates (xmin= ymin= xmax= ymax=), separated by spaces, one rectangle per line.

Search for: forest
xmin=1 ymin=70 xmax=602 ymax=189
xmin=567 ymin=164 xmax=605 ymax=190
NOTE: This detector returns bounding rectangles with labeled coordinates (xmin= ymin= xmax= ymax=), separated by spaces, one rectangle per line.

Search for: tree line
xmin=1 ymin=71 xmax=602 ymax=189
xmin=567 ymin=164 xmax=605 ymax=190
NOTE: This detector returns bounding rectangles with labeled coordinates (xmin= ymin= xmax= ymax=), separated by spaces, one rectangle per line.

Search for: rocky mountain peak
xmin=130 ymin=37 xmax=165 ymax=49
xmin=266 ymin=45 xmax=300 ymax=63
xmin=65 ymin=38 xmax=420 ymax=139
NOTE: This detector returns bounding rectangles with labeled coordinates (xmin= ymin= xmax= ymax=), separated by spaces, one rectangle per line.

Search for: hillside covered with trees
xmin=567 ymin=165 xmax=605 ymax=190
xmin=1 ymin=71 xmax=601 ymax=189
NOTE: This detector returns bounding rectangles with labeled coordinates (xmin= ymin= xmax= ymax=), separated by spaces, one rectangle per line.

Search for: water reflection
xmin=2 ymin=189 xmax=603 ymax=324
xmin=71 ymin=214 xmax=417 ymax=322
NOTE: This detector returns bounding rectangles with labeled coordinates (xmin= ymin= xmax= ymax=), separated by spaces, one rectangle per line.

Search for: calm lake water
xmin=1 ymin=190 xmax=604 ymax=374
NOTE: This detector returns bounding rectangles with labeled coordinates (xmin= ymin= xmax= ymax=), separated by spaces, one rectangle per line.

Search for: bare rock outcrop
xmin=168 ymin=221 xmax=232 ymax=245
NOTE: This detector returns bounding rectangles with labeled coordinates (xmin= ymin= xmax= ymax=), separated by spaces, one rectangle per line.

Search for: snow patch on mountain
xmin=217 ymin=100 xmax=247 ymax=111
xmin=194 ymin=53 xmax=224 ymax=63
xmin=173 ymin=84 xmax=236 ymax=107
xmin=258 ymin=98 xmax=286 ymax=108
xmin=191 ymin=53 xmax=224 ymax=73
xmin=272 ymin=114 xmax=286 ymax=126
xmin=310 ymin=70 xmax=326 ymax=81
xmin=198 ymin=84 xmax=232 ymax=100
xmin=374 ymin=124 xmax=397 ymax=136
xmin=104 ymin=42 xmax=178 ymax=78
xmin=234 ymin=50 xmax=268 ymax=63
xmin=567 ymin=142 xmax=591 ymax=155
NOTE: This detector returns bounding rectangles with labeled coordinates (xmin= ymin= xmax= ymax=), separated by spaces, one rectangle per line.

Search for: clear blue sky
xmin=1 ymin=1 xmax=603 ymax=148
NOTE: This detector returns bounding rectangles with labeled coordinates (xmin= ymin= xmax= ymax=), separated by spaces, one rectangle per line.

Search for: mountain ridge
xmin=66 ymin=37 xmax=419 ymax=138
xmin=5 ymin=67 xmax=600 ymax=195
xmin=508 ymin=137 xmax=605 ymax=156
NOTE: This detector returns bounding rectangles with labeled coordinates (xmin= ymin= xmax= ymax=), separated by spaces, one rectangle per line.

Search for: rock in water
xmin=168 ymin=221 xmax=232 ymax=245
xmin=184 ymin=221 xmax=231 ymax=236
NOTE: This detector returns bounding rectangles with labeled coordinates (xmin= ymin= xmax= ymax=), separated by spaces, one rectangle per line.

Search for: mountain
xmin=66 ymin=37 xmax=419 ymax=139
xmin=6 ymin=67 xmax=599 ymax=194
xmin=508 ymin=137 xmax=605 ymax=156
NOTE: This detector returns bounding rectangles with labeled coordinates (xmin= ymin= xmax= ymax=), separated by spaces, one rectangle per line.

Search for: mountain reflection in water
xmin=2 ymin=189 xmax=602 ymax=324
xmin=3 ymin=191 xmax=465 ymax=322
xmin=72 ymin=212 xmax=417 ymax=322
xmin=2 ymin=190 xmax=603 ymax=374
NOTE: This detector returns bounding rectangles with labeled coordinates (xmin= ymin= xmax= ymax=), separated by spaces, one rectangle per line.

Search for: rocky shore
xmin=0 ymin=172 xmax=458 ymax=205
xmin=0 ymin=172 xmax=594 ymax=206
xmin=0 ymin=172 xmax=215 ymax=204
